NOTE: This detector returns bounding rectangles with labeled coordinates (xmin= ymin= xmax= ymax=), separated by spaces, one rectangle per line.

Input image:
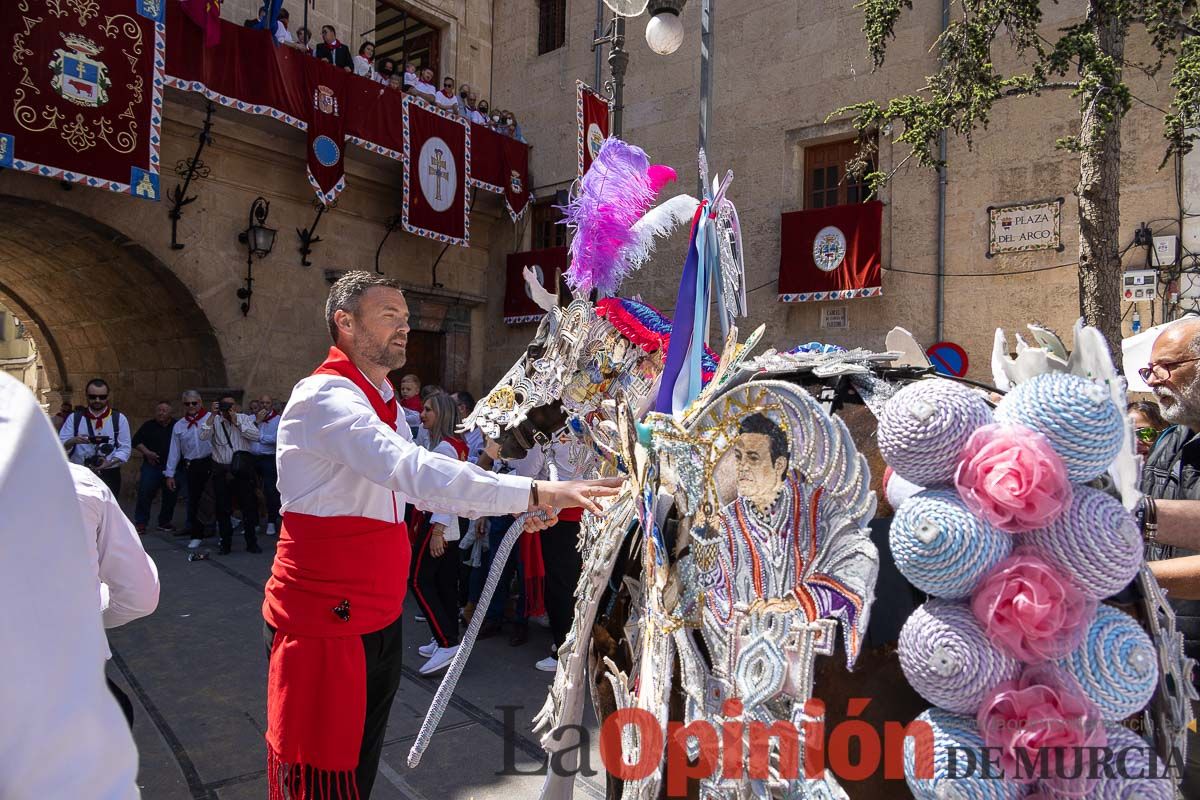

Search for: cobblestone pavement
xmin=108 ymin=523 xmax=608 ymax=800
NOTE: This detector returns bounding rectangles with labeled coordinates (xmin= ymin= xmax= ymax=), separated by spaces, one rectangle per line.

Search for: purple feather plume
xmin=562 ymin=138 xmax=676 ymax=296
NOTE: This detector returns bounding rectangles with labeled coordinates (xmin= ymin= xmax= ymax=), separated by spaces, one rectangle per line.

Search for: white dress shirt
xmin=69 ymin=464 xmax=160 ymax=634
xmin=200 ymin=411 xmax=261 ymax=465
xmin=251 ymin=413 xmax=281 ymax=456
xmin=164 ymin=413 xmax=214 ymax=478
xmin=434 ymin=89 xmax=459 ymax=110
xmin=274 ymin=21 xmax=293 ymax=44
xmin=353 ymin=55 xmax=371 ymax=76
xmin=59 ymin=408 xmax=132 ymax=467
xmin=411 ymin=79 xmax=436 ymax=98
xmin=470 ymin=108 xmax=487 ymax=126
xmin=277 ymin=372 xmax=532 ymax=525
xmin=0 ymin=373 xmax=140 ymax=799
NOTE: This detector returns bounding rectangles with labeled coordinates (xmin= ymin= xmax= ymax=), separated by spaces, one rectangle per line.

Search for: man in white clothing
xmin=200 ymin=395 xmax=262 ymax=554
xmin=260 ymin=271 xmax=619 ymax=799
xmin=165 ymin=389 xmax=214 ymax=547
xmin=0 ymin=372 xmax=141 ymax=799
xmin=69 ymin=463 xmax=160 ymax=725
xmin=273 ymin=8 xmax=293 ymax=44
xmin=60 ymin=377 xmax=132 ymax=495
xmin=251 ymin=393 xmax=283 ymax=536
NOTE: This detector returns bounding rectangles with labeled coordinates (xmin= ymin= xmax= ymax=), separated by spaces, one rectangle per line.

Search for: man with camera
xmin=59 ymin=377 xmax=131 ymax=495
xmin=199 ymin=395 xmax=262 ymax=555
xmin=250 ymin=393 xmax=283 ymax=537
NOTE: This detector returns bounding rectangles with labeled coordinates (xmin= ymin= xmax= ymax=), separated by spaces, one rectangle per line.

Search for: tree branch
xmin=1002 ymin=80 xmax=1081 ymax=97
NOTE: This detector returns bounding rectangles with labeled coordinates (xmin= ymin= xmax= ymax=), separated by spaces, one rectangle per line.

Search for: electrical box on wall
xmin=1153 ymin=235 xmax=1178 ymax=267
xmin=1123 ymin=269 xmax=1157 ymax=302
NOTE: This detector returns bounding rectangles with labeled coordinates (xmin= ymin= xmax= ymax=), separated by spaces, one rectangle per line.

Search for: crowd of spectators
xmin=254 ymin=10 xmax=526 ymax=142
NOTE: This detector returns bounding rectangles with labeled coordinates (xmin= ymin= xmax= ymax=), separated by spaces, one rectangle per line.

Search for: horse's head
xmin=462 ymin=297 xmax=686 ymax=461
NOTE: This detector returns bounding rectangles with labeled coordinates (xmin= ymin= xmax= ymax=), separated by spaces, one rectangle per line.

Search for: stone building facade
xmin=0 ymin=0 xmax=508 ymax=496
xmin=483 ymin=1 xmax=1190 ymax=384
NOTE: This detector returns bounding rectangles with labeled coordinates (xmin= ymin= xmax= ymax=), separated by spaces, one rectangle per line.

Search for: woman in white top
xmin=412 ymin=392 xmax=469 ymax=675
xmin=353 ymin=41 xmax=374 ymax=77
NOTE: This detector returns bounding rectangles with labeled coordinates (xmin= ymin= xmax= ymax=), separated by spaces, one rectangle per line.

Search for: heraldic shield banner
xmin=576 ymin=80 xmax=609 ymax=179
xmin=778 ymin=199 xmax=884 ymax=302
xmin=0 ymin=0 xmax=164 ymax=199
xmin=402 ymin=96 xmax=470 ymax=246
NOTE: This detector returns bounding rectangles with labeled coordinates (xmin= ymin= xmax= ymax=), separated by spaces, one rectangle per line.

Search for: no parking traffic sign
xmin=927 ymin=341 xmax=969 ymax=377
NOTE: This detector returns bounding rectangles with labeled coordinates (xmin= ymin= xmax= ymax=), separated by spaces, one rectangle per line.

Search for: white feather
xmin=624 ymin=194 xmax=700 ymax=269
xmin=522 ymin=265 xmax=558 ymax=313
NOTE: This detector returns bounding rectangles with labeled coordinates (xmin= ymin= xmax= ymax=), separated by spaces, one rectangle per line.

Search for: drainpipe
xmin=594 ymin=0 xmax=604 ymax=89
xmin=935 ymin=0 xmax=949 ymax=342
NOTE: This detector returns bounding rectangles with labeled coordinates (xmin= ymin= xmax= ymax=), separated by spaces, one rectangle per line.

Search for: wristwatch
xmin=1138 ymin=496 xmax=1158 ymax=544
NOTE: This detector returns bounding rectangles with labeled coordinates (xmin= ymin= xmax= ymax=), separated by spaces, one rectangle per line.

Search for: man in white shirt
xmin=435 ymin=76 xmax=460 ymax=111
xmin=60 ymin=377 xmax=132 ymax=495
xmin=251 ymin=393 xmax=283 ymax=536
xmin=0 ymin=372 xmax=141 ymax=799
xmin=69 ymin=463 xmax=160 ymax=725
xmin=273 ymin=8 xmax=293 ymax=44
xmin=200 ymin=395 xmax=262 ymax=555
xmin=165 ymin=389 xmax=214 ymax=547
xmin=411 ymin=67 xmax=437 ymax=101
xmin=261 ymin=271 xmax=619 ymax=799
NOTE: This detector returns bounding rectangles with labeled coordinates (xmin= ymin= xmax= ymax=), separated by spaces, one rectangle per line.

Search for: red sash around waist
xmin=263 ymin=511 xmax=409 ymax=796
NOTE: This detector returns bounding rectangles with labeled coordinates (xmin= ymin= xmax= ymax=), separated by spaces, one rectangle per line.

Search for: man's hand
xmin=430 ymin=525 xmax=446 ymax=557
xmin=65 ymin=435 xmax=90 ymax=447
xmin=522 ymin=510 xmax=559 ymax=532
xmin=99 ymin=458 xmax=117 ymax=472
xmin=144 ymin=451 xmax=161 ymax=466
xmin=532 ymin=477 xmax=624 ymax=516
xmin=256 ymin=408 xmax=270 ymax=423
xmin=166 ymin=477 xmax=176 ymax=492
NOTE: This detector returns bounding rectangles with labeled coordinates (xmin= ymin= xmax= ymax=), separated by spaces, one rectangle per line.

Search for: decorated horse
xmin=408 ymin=138 xmax=1193 ymax=800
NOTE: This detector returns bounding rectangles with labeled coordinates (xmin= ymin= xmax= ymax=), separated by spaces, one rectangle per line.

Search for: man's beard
xmin=1155 ymin=371 xmax=1200 ymax=427
xmin=358 ymin=331 xmax=406 ymax=371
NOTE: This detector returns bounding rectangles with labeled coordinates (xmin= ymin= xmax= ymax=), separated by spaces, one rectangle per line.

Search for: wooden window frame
xmin=531 ymin=198 xmax=566 ymax=250
xmin=803 ymin=138 xmax=874 ymax=210
xmin=538 ymin=0 xmax=567 ymax=56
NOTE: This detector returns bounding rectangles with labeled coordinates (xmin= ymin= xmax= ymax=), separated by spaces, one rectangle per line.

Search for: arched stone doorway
xmin=0 ymin=195 xmax=227 ymax=468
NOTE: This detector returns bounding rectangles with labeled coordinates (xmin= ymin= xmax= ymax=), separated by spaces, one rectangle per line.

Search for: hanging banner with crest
xmin=402 ymin=96 xmax=470 ymax=246
xmin=0 ymin=0 xmax=165 ymax=199
xmin=576 ymin=80 xmax=610 ymax=179
xmin=778 ymin=200 xmax=884 ymax=302
xmin=301 ymin=55 xmax=350 ymax=205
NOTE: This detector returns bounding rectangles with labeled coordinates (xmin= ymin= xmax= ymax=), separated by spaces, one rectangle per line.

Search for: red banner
xmin=164 ymin=3 xmax=528 ymax=242
xmin=468 ymin=125 xmax=529 ymax=222
xmin=403 ymin=96 xmax=470 ymax=246
xmin=577 ymin=80 xmax=610 ymax=178
xmin=778 ymin=201 xmax=884 ymax=302
xmin=505 ymin=247 xmax=567 ymax=324
xmin=301 ymin=58 xmax=350 ymax=204
xmin=1 ymin=0 xmax=164 ymax=199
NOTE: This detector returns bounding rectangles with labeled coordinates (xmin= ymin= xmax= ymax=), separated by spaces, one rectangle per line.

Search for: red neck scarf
xmin=185 ymin=409 xmax=208 ymax=428
xmin=86 ymin=406 xmax=111 ymax=430
xmin=263 ymin=346 xmax=407 ymax=798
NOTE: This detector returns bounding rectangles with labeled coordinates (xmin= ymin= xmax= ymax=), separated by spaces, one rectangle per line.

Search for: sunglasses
xmin=183 ymin=400 xmax=200 ymax=406
xmin=87 ymin=394 xmax=108 ymax=401
xmin=1135 ymin=426 xmax=1162 ymax=444
xmin=1138 ymin=355 xmax=1200 ymax=382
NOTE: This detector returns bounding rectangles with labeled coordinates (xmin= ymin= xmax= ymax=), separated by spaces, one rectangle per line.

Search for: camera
xmin=83 ymin=435 xmax=113 ymax=469
xmin=218 ymin=400 xmax=234 ymax=412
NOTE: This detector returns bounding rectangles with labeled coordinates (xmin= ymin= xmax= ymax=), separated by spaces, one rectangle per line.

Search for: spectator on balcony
xmin=508 ymin=111 xmax=527 ymax=143
xmin=387 ymin=73 xmax=404 ymax=93
xmin=273 ymin=8 xmax=293 ymax=45
xmin=374 ymin=57 xmax=396 ymax=85
xmin=293 ymin=26 xmax=313 ymax=52
xmin=411 ymin=68 xmax=437 ymax=103
xmin=315 ymin=25 xmax=352 ymax=71
xmin=492 ymin=109 xmax=512 ymax=137
xmin=403 ymin=60 xmax=419 ymax=89
xmin=353 ymin=41 xmax=374 ymax=77
xmin=456 ymin=83 xmax=473 ymax=116
xmin=465 ymin=91 xmax=486 ymax=125
xmin=243 ymin=7 xmax=266 ymax=27
xmin=435 ymin=76 xmax=459 ymax=111
xmin=477 ymin=99 xmax=493 ymax=127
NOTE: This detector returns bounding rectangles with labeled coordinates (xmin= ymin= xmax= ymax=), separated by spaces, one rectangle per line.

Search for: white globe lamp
xmin=645 ymin=5 xmax=686 ymax=55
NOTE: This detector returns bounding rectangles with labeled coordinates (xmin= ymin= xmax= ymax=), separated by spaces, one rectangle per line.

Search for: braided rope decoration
xmin=878 ymin=379 xmax=993 ymax=486
xmin=1090 ymin=724 xmax=1175 ymax=800
xmin=903 ymin=709 xmax=1026 ymax=800
xmin=891 ymin=489 xmax=1012 ymax=599
xmin=1057 ymin=605 xmax=1159 ymax=721
xmin=407 ymin=509 xmax=548 ymax=768
xmin=1019 ymin=487 xmax=1142 ymax=600
xmin=899 ymin=600 xmax=1021 ymax=715
xmin=994 ymin=373 xmax=1124 ymax=483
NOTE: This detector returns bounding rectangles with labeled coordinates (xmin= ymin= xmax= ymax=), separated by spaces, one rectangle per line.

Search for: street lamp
xmin=236 ymin=196 xmax=276 ymax=316
xmin=645 ymin=1 xmax=687 ymax=55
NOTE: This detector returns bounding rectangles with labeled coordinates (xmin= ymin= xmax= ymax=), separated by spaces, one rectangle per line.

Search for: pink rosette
xmin=977 ymin=664 xmax=1106 ymax=795
xmin=971 ymin=549 xmax=1096 ymax=663
xmin=955 ymin=423 xmax=1073 ymax=533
